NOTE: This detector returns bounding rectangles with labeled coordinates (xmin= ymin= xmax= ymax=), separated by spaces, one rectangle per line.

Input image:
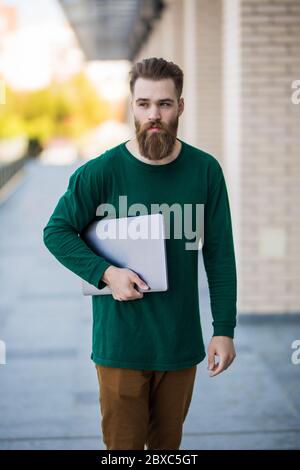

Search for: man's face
xmin=131 ymin=77 xmax=184 ymax=161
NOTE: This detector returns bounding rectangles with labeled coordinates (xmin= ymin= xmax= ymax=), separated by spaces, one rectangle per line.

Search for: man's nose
xmin=148 ymin=106 xmax=161 ymax=121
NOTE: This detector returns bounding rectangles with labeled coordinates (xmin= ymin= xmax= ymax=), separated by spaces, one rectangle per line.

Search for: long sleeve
xmin=42 ymin=163 xmax=112 ymax=290
xmin=202 ymin=163 xmax=237 ymax=338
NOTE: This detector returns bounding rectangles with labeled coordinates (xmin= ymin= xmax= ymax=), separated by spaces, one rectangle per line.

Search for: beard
xmin=134 ymin=114 xmax=179 ymax=161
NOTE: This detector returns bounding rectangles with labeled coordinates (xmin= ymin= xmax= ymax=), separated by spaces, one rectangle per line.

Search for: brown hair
xmin=129 ymin=57 xmax=184 ymax=102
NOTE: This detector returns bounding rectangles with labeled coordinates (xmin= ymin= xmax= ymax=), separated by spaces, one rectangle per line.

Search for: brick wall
xmin=130 ymin=0 xmax=300 ymax=314
xmin=237 ymin=0 xmax=300 ymax=313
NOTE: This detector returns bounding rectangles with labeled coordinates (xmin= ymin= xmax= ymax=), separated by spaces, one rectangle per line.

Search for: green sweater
xmin=43 ymin=138 xmax=237 ymax=371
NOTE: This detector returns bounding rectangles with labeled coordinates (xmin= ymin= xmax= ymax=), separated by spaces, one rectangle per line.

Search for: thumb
xmin=130 ymin=272 xmax=149 ymax=290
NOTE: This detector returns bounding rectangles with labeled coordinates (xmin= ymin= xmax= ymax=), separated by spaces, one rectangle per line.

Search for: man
xmin=43 ymin=57 xmax=237 ymax=450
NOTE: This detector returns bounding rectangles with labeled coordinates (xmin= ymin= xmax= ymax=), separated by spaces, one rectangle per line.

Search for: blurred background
xmin=0 ymin=0 xmax=299 ymax=450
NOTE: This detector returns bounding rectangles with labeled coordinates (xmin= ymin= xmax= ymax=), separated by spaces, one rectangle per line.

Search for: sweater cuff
xmin=96 ymin=261 xmax=113 ymax=290
xmin=212 ymin=324 xmax=235 ymax=339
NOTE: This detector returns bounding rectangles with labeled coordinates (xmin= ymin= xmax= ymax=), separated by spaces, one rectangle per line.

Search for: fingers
xmin=208 ymin=355 xmax=235 ymax=377
xmin=131 ymin=287 xmax=144 ymax=299
xmin=207 ymin=350 xmax=215 ymax=372
xmin=208 ymin=360 xmax=226 ymax=377
xmin=129 ymin=271 xmax=149 ymax=291
xmin=111 ymin=270 xmax=150 ymax=301
xmin=112 ymin=289 xmax=144 ymax=301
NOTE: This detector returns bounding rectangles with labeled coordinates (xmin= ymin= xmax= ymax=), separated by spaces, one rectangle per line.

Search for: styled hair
xmin=129 ymin=57 xmax=184 ymax=102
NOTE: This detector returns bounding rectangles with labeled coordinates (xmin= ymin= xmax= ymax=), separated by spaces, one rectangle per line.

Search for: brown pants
xmin=95 ymin=364 xmax=197 ymax=450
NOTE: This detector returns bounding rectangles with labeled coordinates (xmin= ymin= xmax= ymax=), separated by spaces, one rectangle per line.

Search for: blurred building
xmin=59 ymin=0 xmax=300 ymax=317
xmin=0 ymin=1 xmax=17 ymax=74
xmin=0 ymin=2 xmax=17 ymax=37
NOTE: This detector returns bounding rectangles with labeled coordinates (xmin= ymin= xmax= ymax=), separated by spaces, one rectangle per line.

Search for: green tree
xmin=0 ymin=71 xmax=111 ymax=149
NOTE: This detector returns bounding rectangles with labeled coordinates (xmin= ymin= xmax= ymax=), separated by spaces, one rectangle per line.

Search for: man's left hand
xmin=207 ymin=336 xmax=236 ymax=377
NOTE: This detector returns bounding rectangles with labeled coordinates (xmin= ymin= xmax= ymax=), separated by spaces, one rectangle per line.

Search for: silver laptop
xmin=80 ymin=212 xmax=169 ymax=295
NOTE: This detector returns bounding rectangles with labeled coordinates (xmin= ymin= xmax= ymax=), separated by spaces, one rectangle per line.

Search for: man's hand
xmin=207 ymin=336 xmax=236 ymax=377
xmin=101 ymin=266 xmax=149 ymax=301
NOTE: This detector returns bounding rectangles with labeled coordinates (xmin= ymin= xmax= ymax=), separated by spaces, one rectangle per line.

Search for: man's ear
xmin=178 ymin=97 xmax=184 ymax=116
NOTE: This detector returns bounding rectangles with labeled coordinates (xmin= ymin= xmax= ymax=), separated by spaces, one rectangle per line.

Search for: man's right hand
xmin=101 ymin=266 xmax=149 ymax=301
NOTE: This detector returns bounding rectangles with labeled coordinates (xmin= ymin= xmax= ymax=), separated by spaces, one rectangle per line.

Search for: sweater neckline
xmin=119 ymin=138 xmax=186 ymax=172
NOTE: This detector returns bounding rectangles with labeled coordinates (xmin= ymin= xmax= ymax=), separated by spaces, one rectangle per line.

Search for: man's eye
xmin=138 ymin=103 xmax=170 ymax=107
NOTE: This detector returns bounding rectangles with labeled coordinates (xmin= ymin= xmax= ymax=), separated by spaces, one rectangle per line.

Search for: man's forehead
xmin=134 ymin=77 xmax=176 ymax=99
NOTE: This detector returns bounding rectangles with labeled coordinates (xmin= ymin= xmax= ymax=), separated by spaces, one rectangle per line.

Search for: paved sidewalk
xmin=0 ymin=159 xmax=299 ymax=450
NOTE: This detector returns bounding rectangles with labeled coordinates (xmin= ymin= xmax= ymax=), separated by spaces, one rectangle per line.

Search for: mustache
xmin=134 ymin=116 xmax=179 ymax=140
xmin=137 ymin=122 xmax=177 ymax=141
xmin=143 ymin=123 xmax=167 ymax=132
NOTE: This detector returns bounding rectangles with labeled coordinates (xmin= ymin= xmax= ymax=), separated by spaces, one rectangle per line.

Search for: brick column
xmin=226 ymin=0 xmax=300 ymax=313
